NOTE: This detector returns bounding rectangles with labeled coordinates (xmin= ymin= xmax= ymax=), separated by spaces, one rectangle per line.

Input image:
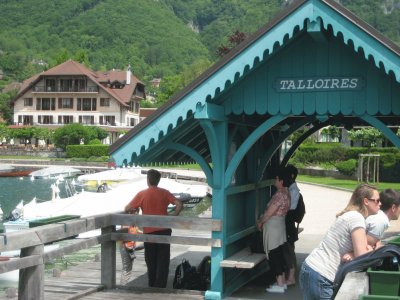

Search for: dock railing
xmin=0 ymin=213 xmax=222 ymax=300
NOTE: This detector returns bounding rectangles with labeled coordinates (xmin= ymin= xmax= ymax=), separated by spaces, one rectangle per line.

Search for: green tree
xmin=32 ymin=127 xmax=54 ymax=146
xmin=0 ymin=124 xmax=11 ymax=143
xmin=53 ymin=124 xmax=107 ymax=150
xmin=348 ymin=127 xmax=384 ymax=147
xmin=10 ymin=127 xmax=35 ymax=145
xmin=321 ymin=126 xmax=341 ymax=142
xmin=0 ymin=92 xmax=13 ymax=124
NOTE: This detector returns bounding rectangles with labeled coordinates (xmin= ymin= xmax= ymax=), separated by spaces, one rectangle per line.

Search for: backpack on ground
xmin=292 ymin=193 xmax=305 ymax=224
xmin=197 ymin=255 xmax=211 ymax=290
xmin=173 ymin=259 xmax=203 ymax=290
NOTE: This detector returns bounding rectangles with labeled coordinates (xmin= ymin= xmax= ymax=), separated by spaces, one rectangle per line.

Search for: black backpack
xmin=292 ymin=193 xmax=305 ymax=224
xmin=197 ymin=255 xmax=211 ymax=290
xmin=173 ymin=259 xmax=203 ymax=290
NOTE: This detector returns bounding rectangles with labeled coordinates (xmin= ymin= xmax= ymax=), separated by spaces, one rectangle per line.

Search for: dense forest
xmin=1 ymin=0 xmax=400 ymax=120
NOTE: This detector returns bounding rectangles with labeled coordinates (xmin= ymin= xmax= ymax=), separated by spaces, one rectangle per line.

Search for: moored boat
xmin=30 ymin=166 xmax=82 ymax=179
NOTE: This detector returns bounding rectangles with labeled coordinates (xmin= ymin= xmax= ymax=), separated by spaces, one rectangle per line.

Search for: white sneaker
xmin=266 ymin=284 xmax=285 ymax=293
xmin=266 ymin=283 xmax=287 ymax=290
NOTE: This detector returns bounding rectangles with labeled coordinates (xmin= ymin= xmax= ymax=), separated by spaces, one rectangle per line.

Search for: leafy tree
xmin=217 ymin=30 xmax=247 ymax=57
xmin=348 ymin=127 xmax=384 ymax=147
xmin=0 ymin=124 xmax=11 ymax=143
xmin=321 ymin=126 xmax=341 ymax=142
xmin=0 ymin=92 xmax=13 ymax=124
xmin=53 ymin=124 xmax=107 ymax=150
xmin=32 ymin=127 xmax=54 ymax=145
xmin=10 ymin=127 xmax=35 ymax=145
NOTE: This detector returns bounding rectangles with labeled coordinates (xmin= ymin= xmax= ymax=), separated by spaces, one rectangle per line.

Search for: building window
xmin=38 ymin=115 xmax=53 ymax=124
xmin=60 ymin=79 xmax=73 ymax=92
xmin=45 ymin=79 xmax=56 ymax=92
xmin=79 ymin=115 xmax=94 ymax=125
xmin=129 ymin=118 xmax=138 ymax=126
xmin=78 ymin=98 xmax=96 ymax=111
xmin=18 ymin=115 xmax=33 ymax=125
xmin=58 ymin=98 xmax=74 ymax=109
xmin=100 ymin=98 xmax=110 ymax=107
xmin=58 ymin=115 xmax=73 ymax=124
xmin=100 ymin=115 xmax=115 ymax=126
xmin=24 ymin=98 xmax=33 ymax=106
xmin=36 ymin=98 xmax=55 ymax=110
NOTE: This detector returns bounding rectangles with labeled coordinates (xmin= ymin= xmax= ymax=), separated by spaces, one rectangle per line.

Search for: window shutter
xmin=79 ymin=116 xmax=82 ymax=124
xmin=91 ymin=116 xmax=94 ymax=124
xmin=58 ymin=98 xmax=62 ymax=108
xmin=100 ymin=116 xmax=103 ymax=125
xmin=38 ymin=116 xmax=42 ymax=124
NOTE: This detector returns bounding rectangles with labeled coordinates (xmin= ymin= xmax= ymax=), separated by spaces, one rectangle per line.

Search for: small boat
xmin=0 ymin=165 xmax=34 ymax=177
xmin=76 ymin=167 xmax=143 ymax=188
xmin=30 ymin=166 xmax=82 ymax=179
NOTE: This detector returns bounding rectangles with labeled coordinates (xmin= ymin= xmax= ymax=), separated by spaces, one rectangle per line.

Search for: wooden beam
xmin=111 ymin=233 xmax=221 ymax=248
xmin=19 ymin=244 xmax=44 ymax=300
xmin=101 ymin=226 xmax=116 ymax=289
xmin=111 ymin=214 xmax=222 ymax=231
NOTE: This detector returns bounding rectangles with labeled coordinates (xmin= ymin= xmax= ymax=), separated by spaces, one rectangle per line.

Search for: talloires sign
xmin=274 ymin=77 xmax=364 ymax=92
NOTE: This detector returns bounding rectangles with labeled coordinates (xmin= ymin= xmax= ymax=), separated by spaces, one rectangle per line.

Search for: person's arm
xmin=172 ymin=198 xmax=183 ymax=216
xmin=351 ymin=227 xmax=373 ymax=258
xmin=257 ymin=201 xmax=279 ymax=230
xmin=367 ymin=234 xmax=380 ymax=249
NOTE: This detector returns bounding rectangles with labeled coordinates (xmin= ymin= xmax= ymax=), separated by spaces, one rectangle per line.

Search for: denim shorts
xmin=299 ymin=261 xmax=334 ymax=300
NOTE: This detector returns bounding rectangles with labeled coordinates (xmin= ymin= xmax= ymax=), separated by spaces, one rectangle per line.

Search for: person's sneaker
xmin=266 ymin=283 xmax=287 ymax=290
xmin=266 ymin=284 xmax=285 ymax=293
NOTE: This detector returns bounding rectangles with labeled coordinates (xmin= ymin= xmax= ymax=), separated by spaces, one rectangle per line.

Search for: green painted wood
xmin=224 ymin=115 xmax=285 ymax=188
xmin=392 ymin=79 xmax=400 ymax=115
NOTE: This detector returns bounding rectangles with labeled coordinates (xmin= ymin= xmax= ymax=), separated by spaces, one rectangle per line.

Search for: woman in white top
xmin=299 ymin=184 xmax=381 ymax=300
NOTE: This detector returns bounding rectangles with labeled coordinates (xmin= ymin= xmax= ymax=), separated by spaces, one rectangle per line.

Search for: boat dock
xmin=1 ymin=176 xmax=400 ymax=299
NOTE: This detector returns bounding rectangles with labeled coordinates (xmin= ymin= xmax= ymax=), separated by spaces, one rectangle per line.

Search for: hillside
xmin=0 ymin=0 xmax=400 ymax=86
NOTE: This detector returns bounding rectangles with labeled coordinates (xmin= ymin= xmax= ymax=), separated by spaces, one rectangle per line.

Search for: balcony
xmin=32 ymin=86 xmax=99 ymax=93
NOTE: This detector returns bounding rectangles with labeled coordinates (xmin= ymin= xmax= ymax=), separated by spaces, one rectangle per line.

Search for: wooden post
xmin=101 ymin=225 xmax=116 ymax=289
xmin=18 ymin=244 xmax=44 ymax=300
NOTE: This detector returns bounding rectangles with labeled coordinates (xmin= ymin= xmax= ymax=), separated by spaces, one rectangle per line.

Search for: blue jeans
xmin=299 ymin=261 xmax=334 ymax=300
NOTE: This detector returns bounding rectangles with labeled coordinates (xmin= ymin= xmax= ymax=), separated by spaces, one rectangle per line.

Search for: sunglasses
xmin=368 ymin=198 xmax=381 ymax=204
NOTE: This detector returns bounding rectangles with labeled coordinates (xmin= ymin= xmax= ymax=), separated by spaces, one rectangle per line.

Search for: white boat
xmin=4 ymin=169 xmax=211 ymax=232
xmin=30 ymin=166 xmax=82 ymax=179
xmin=76 ymin=167 xmax=143 ymax=188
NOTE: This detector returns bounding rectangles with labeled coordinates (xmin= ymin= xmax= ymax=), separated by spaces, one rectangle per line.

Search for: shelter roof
xmin=110 ymin=0 xmax=400 ymax=166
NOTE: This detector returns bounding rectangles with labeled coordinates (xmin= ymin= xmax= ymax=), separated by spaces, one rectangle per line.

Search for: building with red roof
xmin=12 ymin=60 xmax=146 ymax=143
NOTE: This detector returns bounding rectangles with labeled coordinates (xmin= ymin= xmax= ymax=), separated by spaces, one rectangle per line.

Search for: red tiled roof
xmin=15 ymin=60 xmax=144 ymax=107
xmin=139 ymin=108 xmax=157 ymax=118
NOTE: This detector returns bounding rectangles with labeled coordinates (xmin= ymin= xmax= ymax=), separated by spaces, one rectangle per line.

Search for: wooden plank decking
xmin=0 ymin=230 xmax=211 ymax=299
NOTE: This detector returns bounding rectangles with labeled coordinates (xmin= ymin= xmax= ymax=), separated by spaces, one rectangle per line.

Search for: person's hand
xmin=342 ymin=252 xmax=354 ymax=263
xmin=256 ymin=219 xmax=263 ymax=231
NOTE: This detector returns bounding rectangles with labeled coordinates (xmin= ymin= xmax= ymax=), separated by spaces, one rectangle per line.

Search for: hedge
xmin=291 ymin=145 xmax=400 ymax=182
xmin=66 ymin=145 xmax=109 ymax=158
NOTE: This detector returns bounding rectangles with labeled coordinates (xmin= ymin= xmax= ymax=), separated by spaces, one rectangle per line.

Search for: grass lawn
xmin=298 ymin=175 xmax=399 ymax=192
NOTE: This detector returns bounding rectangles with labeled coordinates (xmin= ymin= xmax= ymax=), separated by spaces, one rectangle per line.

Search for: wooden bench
xmin=220 ymin=247 xmax=266 ymax=269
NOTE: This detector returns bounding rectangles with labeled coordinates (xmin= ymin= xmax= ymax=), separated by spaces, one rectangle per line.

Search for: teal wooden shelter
xmin=110 ymin=0 xmax=400 ymax=298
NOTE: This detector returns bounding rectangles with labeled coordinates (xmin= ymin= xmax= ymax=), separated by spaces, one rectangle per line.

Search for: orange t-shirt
xmin=129 ymin=186 xmax=177 ymax=234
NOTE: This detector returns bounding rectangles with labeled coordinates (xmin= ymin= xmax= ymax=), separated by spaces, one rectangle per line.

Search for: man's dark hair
xmin=380 ymin=189 xmax=400 ymax=211
xmin=147 ymin=169 xmax=161 ymax=186
xmin=285 ymin=164 xmax=298 ymax=181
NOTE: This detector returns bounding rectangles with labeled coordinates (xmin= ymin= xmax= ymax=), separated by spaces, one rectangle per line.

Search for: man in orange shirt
xmin=125 ymin=169 xmax=183 ymax=288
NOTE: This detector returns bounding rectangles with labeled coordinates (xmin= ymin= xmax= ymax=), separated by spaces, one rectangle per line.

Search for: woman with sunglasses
xmin=299 ymin=183 xmax=381 ymax=300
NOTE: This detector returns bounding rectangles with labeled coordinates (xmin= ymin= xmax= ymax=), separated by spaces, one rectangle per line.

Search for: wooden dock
xmin=0 ymin=229 xmax=211 ymax=299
